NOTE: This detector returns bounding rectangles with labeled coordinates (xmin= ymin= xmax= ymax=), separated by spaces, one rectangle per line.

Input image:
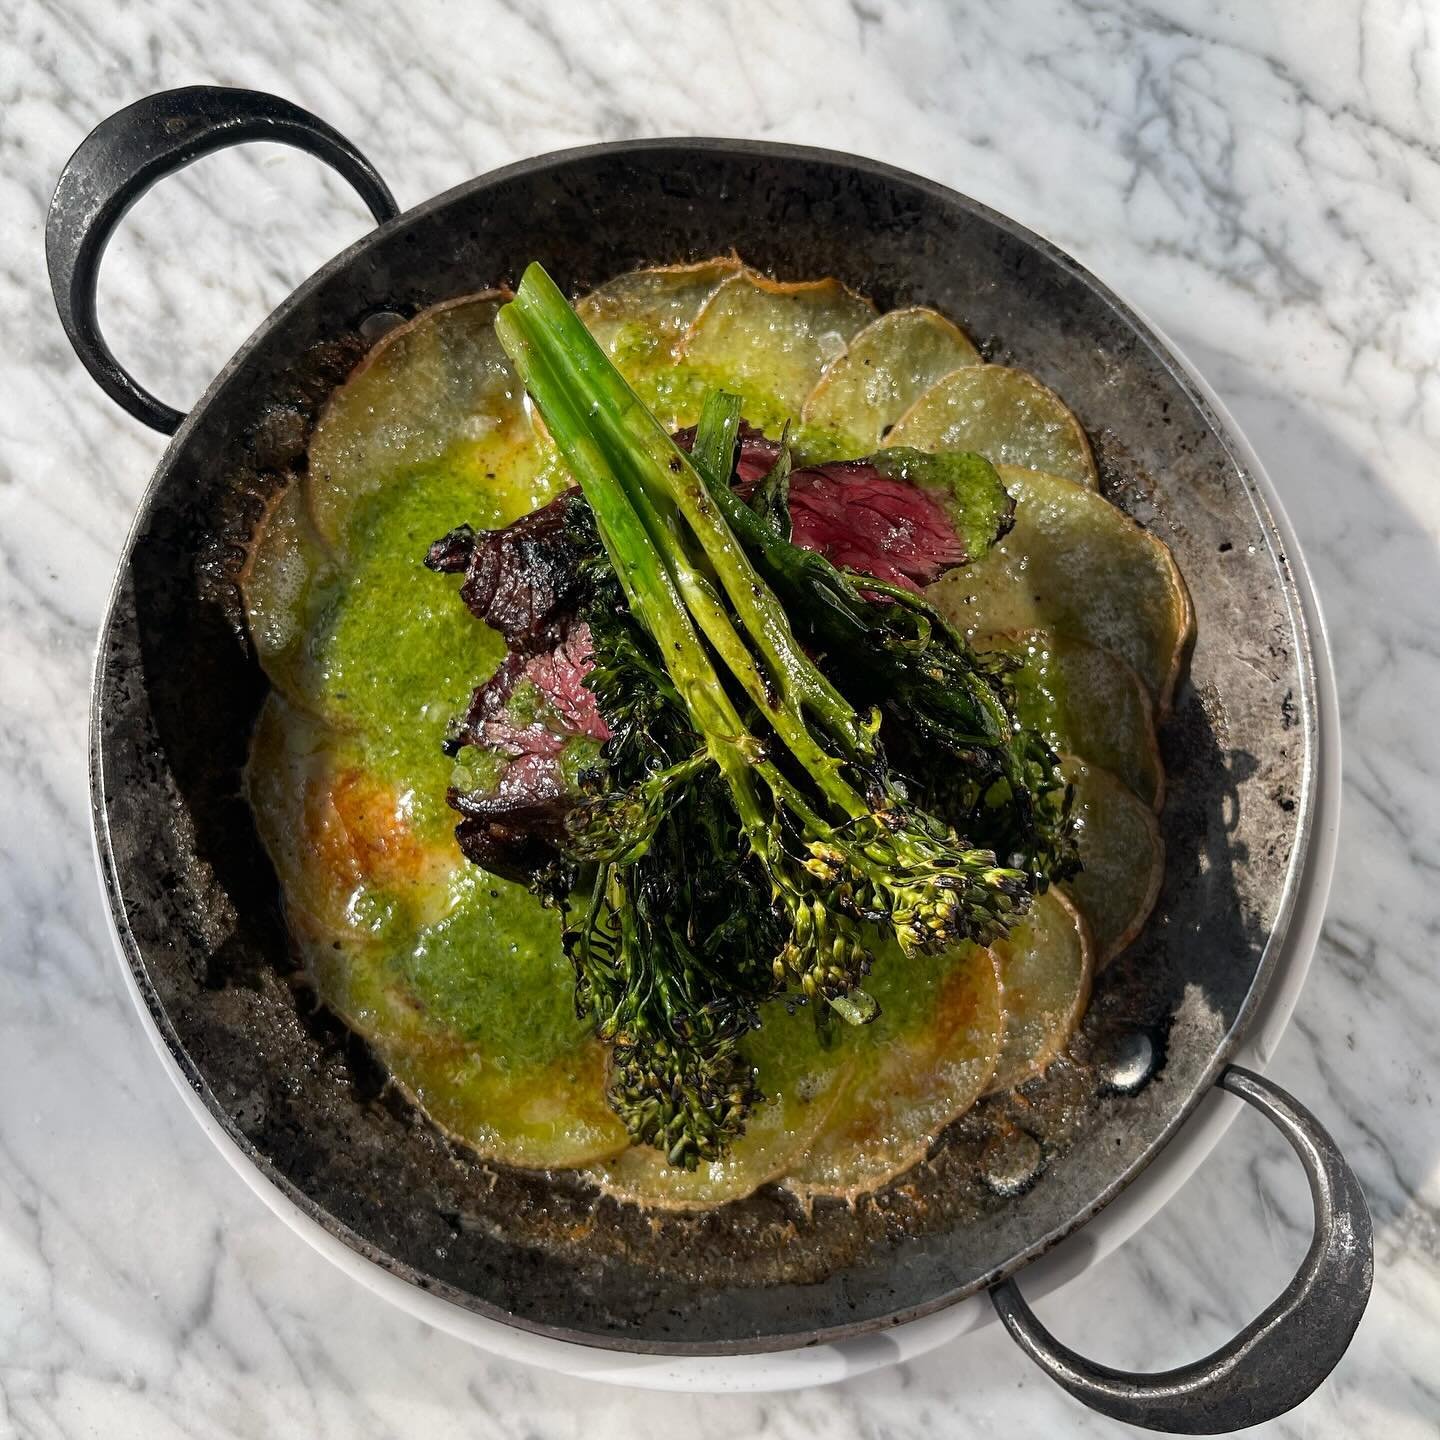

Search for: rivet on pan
xmin=1096 ymin=1029 xmax=1159 ymax=1095
xmin=981 ymin=1129 xmax=1044 ymax=1197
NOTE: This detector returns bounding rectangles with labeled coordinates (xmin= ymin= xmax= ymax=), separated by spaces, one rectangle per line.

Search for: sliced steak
xmin=425 ymin=487 xmax=588 ymax=647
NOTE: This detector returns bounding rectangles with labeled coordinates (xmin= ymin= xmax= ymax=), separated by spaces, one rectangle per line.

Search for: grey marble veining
xmin=1 ymin=0 xmax=1437 ymax=1435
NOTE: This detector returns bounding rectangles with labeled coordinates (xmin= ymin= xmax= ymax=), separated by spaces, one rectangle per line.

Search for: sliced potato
xmin=307 ymin=292 xmax=541 ymax=551
xmin=976 ymin=629 xmax=1163 ymax=809
xmin=677 ymin=270 xmax=876 ymax=433
xmin=247 ymin=694 xmax=386 ymax=938
xmin=297 ymin=915 xmax=628 ymax=1171
xmin=988 ymin=889 xmax=1093 ymax=1093
xmin=246 ymin=694 xmax=455 ymax=940
xmin=239 ymin=480 xmax=333 ymax=705
xmin=1059 ymin=757 xmax=1164 ymax=968
xmin=301 ymin=454 xmax=514 ymax=836
xmin=577 ymin=257 xmax=742 ymax=369
xmin=391 ymin=1026 xmax=628 ymax=1170
xmin=801 ymin=307 xmax=982 ymax=454
xmin=930 ymin=467 xmax=1193 ymax=712
xmin=576 ymin=259 xmax=747 ymax=432
xmin=588 ymin=997 xmax=852 ymax=1211
xmin=887 ymin=366 xmax=1098 ymax=488
xmin=253 ymin=692 xmax=626 ymax=1170
xmin=785 ymin=943 xmax=1003 ymax=1201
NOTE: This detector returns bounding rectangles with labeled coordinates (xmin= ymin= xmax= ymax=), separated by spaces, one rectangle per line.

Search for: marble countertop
xmin=3 ymin=0 xmax=1437 ymax=1434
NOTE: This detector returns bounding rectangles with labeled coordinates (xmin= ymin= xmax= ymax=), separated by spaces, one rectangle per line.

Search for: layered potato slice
xmin=575 ymin=258 xmax=746 ymax=431
xmin=251 ymin=694 xmax=627 ymax=1170
xmin=250 ymin=288 xmax=631 ymax=1173
xmin=306 ymin=292 xmax=555 ymax=554
xmin=987 ymin=889 xmax=1094 ymax=1093
xmin=297 ymin=903 xmax=628 ymax=1171
xmin=586 ymin=998 xmax=855 ymax=1211
xmin=977 ymin=630 xmax=1163 ymax=809
xmin=577 ymin=257 xmax=743 ymax=370
xmin=677 ymin=270 xmax=876 ymax=433
xmin=785 ymin=942 xmax=1004 ymax=1202
xmin=932 ymin=466 xmax=1193 ymax=713
xmin=886 ymin=366 xmax=1098 ymax=488
xmin=1058 ymin=758 xmax=1165 ymax=968
xmin=247 ymin=694 xmax=446 ymax=940
xmin=239 ymin=480 xmax=335 ymax=707
xmin=318 ymin=864 xmax=629 ymax=1170
xmin=277 ymin=296 xmax=556 ymax=828
xmin=801 ymin=307 xmax=981 ymax=454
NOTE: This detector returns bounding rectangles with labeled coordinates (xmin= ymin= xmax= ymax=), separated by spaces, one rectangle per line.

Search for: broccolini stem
xmin=497 ymin=266 xmax=1031 ymax=981
xmin=496 ymin=305 xmax=771 ymax=845
xmin=502 ymin=302 xmax=862 ymax=851
xmin=514 ymin=266 xmax=874 ymax=814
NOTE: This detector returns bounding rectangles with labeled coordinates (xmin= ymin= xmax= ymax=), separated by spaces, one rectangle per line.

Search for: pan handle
xmin=989 ymin=1065 xmax=1372 ymax=1433
xmin=46 ymin=85 xmax=399 ymax=435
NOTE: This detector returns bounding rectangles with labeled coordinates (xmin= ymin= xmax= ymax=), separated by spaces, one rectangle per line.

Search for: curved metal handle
xmin=46 ymin=85 xmax=400 ymax=434
xmin=990 ymin=1065 xmax=1372 ymax=1433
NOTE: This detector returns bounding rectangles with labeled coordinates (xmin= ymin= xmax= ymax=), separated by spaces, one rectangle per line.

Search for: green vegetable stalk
xmin=493 ymin=264 xmax=1039 ymax=1165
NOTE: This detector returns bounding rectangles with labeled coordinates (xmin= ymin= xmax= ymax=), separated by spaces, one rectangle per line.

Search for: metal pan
xmin=50 ymin=86 xmax=1371 ymax=1433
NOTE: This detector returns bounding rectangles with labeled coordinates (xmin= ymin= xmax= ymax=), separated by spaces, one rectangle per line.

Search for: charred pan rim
xmin=89 ymin=136 xmax=1318 ymax=1356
